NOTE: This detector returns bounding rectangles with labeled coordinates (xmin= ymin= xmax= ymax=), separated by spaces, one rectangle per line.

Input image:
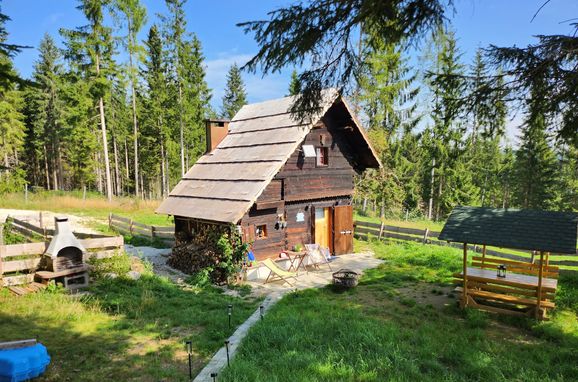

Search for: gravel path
xmin=124 ymin=244 xmax=188 ymax=283
xmin=0 ymin=208 xmax=103 ymax=235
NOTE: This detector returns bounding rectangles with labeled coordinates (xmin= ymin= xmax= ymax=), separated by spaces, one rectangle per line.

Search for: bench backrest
xmin=472 ymin=256 xmax=559 ymax=279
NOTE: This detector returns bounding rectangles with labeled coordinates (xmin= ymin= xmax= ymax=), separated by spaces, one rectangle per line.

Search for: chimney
xmin=205 ymin=119 xmax=230 ymax=153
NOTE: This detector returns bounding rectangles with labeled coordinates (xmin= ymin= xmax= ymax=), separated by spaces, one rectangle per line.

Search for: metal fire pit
xmin=332 ymin=269 xmax=359 ymax=289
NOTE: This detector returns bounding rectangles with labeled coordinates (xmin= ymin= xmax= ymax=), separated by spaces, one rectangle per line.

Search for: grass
xmin=354 ymin=211 xmax=578 ymax=271
xmin=0 ymin=254 xmax=261 ymax=381
xmin=220 ymin=240 xmax=578 ymax=381
xmin=0 ymin=190 xmax=171 ymax=226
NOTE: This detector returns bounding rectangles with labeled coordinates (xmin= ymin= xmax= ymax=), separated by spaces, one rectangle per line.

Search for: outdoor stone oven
xmin=36 ymin=217 xmax=89 ymax=289
xmin=43 ymin=217 xmax=87 ymax=272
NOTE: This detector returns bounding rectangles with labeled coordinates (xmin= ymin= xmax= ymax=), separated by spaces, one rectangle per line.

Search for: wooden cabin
xmin=157 ymin=89 xmax=381 ymax=260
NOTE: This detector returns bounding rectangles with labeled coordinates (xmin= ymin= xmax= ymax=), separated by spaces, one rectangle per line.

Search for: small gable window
xmin=255 ymin=224 xmax=267 ymax=239
xmin=316 ymin=147 xmax=328 ymax=167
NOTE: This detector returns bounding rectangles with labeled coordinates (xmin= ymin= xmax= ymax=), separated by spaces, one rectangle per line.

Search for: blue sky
xmin=3 ymin=0 xmax=576 ymax=142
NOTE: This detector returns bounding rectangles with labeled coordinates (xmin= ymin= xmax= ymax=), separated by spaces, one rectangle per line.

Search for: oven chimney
xmin=205 ymin=119 xmax=230 ymax=153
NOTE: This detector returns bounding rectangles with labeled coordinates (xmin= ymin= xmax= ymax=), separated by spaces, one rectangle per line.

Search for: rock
xmin=104 ymin=272 xmax=118 ymax=279
xmin=127 ymin=271 xmax=141 ymax=280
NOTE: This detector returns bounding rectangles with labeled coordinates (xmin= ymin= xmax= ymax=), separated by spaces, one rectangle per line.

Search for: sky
xmin=3 ymin=0 xmax=577 ymax=143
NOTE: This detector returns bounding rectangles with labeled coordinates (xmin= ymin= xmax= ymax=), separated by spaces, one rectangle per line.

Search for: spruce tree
xmin=113 ymin=0 xmax=147 ymax=197
xmin=514 ymin=81 xmax=559 ymax=209
xmin=425 ymin=29 xmax=469 ymax=219
xmin=60 ymin=0 xmax=115 ymax=200
xmin=143 ymin=24 xmax=170 ymax=197
xmin=221 ymin=63 xmax=247 ymax=120
xmin=288 ymin=69 xmax=301 ymax=96
xmin=23 ymin=34 xmax=64 ymax=190
xmin=0 ymin=5 xmax=26 ymax=193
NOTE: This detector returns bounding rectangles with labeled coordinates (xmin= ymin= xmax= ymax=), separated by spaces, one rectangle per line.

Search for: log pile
xmin=168 ymin=222 xmax=232 ymax=283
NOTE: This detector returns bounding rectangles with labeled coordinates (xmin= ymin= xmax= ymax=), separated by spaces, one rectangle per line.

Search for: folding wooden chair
xmin=262 ymin=258 xmax=298 ymax=286
xmin=304 ymin=244 xmax=333 ymax=271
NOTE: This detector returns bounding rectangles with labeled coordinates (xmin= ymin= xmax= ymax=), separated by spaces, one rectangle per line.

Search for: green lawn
xmin=220 ymin=240 xmax=578 ymax=381
xmin=0 ymin=255 xmax=261 ymax=381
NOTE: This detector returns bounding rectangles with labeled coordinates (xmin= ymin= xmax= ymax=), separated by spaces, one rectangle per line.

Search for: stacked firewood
xmin=168 ymin=223 xmax=231 ymax=283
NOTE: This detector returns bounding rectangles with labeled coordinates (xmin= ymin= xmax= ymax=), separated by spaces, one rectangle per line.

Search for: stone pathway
xmin=124 ymin=245 xmax=190 ymax=283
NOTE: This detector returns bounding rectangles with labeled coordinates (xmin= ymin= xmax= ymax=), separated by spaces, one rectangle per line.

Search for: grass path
xmin=219 ymin=240 xmax=578 ymax=381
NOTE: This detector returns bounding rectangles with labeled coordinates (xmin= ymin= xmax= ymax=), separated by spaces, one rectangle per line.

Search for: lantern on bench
xmin=497 ymin=264 xmax=507 ymax=278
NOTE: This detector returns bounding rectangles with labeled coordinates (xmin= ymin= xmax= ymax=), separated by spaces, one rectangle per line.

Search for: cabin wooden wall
xmin=277 ymin=118 xmax=355 ymax=201
xmin=240 ymin=206 xmax=284 ymax=260
xmin=239 ymin=113 xmax=357 ymax=260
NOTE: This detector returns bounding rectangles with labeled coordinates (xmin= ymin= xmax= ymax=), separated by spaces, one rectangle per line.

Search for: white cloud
xmin=205 ymin=52 xmax=289 ymax=112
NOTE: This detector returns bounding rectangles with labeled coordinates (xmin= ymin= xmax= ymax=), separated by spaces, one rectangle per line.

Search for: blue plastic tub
xmin=0 ymin=344 xmax=50 ymax=382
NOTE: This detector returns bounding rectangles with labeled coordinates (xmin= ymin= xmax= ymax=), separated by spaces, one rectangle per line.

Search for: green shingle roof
xmin=438 ymin=206 xmax=578 ymax=254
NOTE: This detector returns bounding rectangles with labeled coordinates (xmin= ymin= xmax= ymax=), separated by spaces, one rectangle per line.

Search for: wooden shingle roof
xmin=438 ymin=206 xmax=578 ymax=254
xmin=156 ymin=89 xmax=380 ymax=223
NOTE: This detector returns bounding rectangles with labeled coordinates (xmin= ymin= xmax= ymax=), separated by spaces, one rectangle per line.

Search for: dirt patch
xmin=395 ymin=283 xmax=456 ymax=310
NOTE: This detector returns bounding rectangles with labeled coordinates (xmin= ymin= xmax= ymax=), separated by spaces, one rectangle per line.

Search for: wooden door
xmin=314 ymin=207 xmax=330 ymax=248
xmin=333 ymin=205 xmax=353 ymax=255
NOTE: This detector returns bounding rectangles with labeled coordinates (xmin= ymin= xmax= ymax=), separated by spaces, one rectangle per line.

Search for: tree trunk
xmin=43 ymin=144 xmax=50 ymax=190
xmin=129 ymin=47 xmax=140 ymax=198
xmin=427 ymin=157 xmax=435 ymax=220
xmin=95 ymin=52 xmax=113 ymax=202
xmin=161 ymin=140 xmax=166 ymax=197
xmin=178 ymin=83 xmax=185 ymax=177
xmin=96 ymin=151 xmax=102 ymax=193
xmin=113 ymin=135 xmax=121 ymax=196
xmin=124 ymin=137 xmax=129 ymax=194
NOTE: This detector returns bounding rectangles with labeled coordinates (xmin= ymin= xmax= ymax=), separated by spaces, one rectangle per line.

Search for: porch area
xmin=244 ymin=251 xmax=383 ymax=295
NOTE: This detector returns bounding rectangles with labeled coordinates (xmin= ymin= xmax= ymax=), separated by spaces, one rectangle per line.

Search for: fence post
xmin=0 ymin=224 xmax=4 ymax=245
xmin=151 ymin=225 xmax=155 ymax=239
xmin=39 ymin=211 xmax=43 ymax=228
xmin=0 ymin=244 xmax=4 ymax=285
xmin=422 ymin=228 xmax=429 ymax=244
xmin=378 ymin=222 xmax=385 ymax=240
xmin=129 ymin=219 xmax=134 ymax=235
xmin=108 ymin=213 xmax=112 ymax=229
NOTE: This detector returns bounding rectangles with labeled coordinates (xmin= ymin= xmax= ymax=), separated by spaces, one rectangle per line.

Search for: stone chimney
xmin=205 ymin=119 xmax=230 ymax=153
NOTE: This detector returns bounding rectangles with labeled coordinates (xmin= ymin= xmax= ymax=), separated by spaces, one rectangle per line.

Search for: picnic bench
xmin=439 ymin=206 xmax=577 ymax=320
xmin=453 ymin=250 xmax=559 ymax=319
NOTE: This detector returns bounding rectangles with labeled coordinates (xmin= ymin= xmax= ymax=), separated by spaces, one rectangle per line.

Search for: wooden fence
xmin=0 ymin=236 xmax=125 ymax=287
xmin=108 ymin=214 xmax=174 ymax=246
xmin=354 ymin=220 xmax=578 ymax=274
xmin=4 ymin=216 xmax=111 ymax=242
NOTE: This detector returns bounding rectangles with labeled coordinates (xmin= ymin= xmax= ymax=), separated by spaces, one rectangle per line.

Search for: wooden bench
xmin=454 ymin=258 xmax=559 ymax=319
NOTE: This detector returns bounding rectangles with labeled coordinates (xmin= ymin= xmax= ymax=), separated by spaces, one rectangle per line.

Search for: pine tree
xmin=221 ymin=63 xmax=247 ymax=119
xmin=514 ymin=81 xmax=559 ymax=210
xmin=61 ymin=0 xmax=115 ymax=200
xmin=288 ymin=69 xmax=301 ymax=96
xmin=357 ymin=32 xmax=421 ymax=217
xmin=143 ymin=24 xmax=170 ymax=197
xmin=162 ymin=0 xmax=188 ymax=177
xmin=23 ymin=33 xmax=64 ymax=190
xmin=113 ymin=0 xmax=147 ymax=197
xmin=424 ymin=29 xmax=470 ymax=219
xmin=0 ymin=5 xmax=26 ymax=193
